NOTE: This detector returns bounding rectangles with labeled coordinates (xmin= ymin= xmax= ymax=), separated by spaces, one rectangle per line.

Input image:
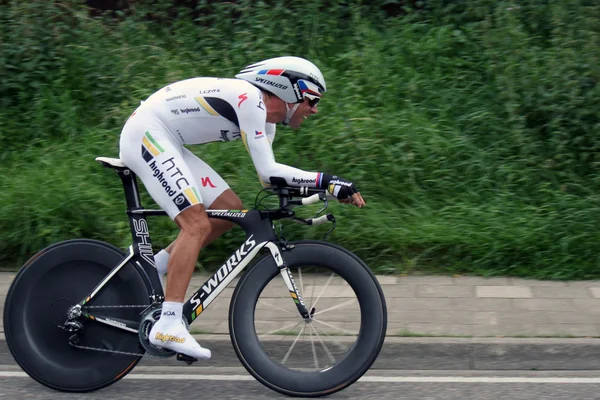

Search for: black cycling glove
xmin=320 ymin=174 xmax=358 ymax=200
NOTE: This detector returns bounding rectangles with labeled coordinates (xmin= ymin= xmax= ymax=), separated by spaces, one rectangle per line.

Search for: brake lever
xmin=315 ymin=192 xmax=328 ymax=218
xmin=323 ymin=214 xmax=336 ymax=240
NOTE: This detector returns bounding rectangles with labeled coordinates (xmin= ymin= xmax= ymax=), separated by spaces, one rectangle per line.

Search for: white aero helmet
xmin=235 ymin=56 xmax=326 ymax=104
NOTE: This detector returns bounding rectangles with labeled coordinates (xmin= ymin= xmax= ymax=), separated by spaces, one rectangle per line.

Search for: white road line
xmin=2 ymin=372 xmax=600 ymax=383
xmin=359 ymin=377 xmax=600 ymax=383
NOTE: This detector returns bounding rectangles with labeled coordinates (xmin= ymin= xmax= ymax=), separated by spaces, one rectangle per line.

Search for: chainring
xmin=138 ymin=304 xmax=178 ymax=358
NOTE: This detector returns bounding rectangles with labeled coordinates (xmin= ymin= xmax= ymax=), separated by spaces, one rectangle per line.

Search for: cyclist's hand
xmin=340 ymin=192 xmax=366 ymax=208
xmin=327 ymin=177 xmax=365 ymax=208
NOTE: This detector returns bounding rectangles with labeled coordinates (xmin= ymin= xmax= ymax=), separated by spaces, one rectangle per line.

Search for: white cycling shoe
xmin=149 ymin=318 xmax=211 ymax=360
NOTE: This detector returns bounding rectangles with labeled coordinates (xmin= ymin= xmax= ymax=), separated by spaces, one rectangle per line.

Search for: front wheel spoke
xmin=281 ymin=325 xmax=306 ymax=365
xmin=312 ymin=318 xmax=358 ymax=336
xmin=310 ymin=323 xmax=336 ymax=365
xmin=262 ymin=301 xmax=294 ymax=315
xmin=310 ymin=273 xmax=336 ymax=312
xmin=264 ymin=320 xmax=303 ymax=335
xmin=313 ymin=299 xmax=357 ymax=317
xmin=309 ymin=328 xmax=319 ymax=369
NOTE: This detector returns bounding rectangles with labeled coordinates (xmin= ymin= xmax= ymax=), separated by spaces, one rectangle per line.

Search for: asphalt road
xmin=2 ymin=368 xmax=600 ymax=399
xmin=0 ymin=339 xmax=600 ymax=400
xmin=4 ymin=336 xmax=600 ymax=399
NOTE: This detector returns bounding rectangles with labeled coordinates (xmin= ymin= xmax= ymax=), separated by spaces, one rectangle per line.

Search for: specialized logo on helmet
xmin=255 ymin=77 xmax=288 ymax=90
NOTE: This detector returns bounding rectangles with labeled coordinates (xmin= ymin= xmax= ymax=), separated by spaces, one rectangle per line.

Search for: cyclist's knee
xmin=175 ymin=204 xmax=212 ymax=241
xmin=210 ymin=189 xmax=243 ymax=211
xmin=229 ymin=196 xmax=243 ymax=211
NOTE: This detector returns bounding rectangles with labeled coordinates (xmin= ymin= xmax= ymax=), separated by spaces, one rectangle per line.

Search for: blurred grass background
xmin=1 ymin=0 xmax=600 ymax=279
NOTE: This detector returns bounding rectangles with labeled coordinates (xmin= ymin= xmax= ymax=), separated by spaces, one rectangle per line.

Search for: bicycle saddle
xmin=95 ymin=157 xmax=127 ymax=169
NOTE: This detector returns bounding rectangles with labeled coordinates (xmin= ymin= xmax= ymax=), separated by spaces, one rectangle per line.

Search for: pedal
xmin=176 ymin=353 xmax=197 ymax=365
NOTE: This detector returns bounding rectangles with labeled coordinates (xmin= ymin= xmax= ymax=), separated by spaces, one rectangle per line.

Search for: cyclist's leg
xmin=120 ymin=122 xmax=211 ymax=359
xmin=180 ymin=147 xmax=243 ymax=247
xmin=167 ymin=204 xmax=212 ymax=302
xmin=120 ymin=129 xmax=212 ymax=298
xmin=155 ymin=147 xmax=232 ymax=301
xmin=158 ymin=189 xmax=241 ymax=291
xmin=160 ymin=147 xmax=243 ymax=262
xmin=164 ymin=189 xmax=242 ymax=253
xmin=206 ymin=189 xmax=243 ymax=244
xmin=152 ymin=204 xmax=212 ymax=359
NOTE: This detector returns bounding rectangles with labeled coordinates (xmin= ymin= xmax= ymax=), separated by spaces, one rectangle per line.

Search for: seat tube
xmin=116 ymin=168 xmax=164 ymax=296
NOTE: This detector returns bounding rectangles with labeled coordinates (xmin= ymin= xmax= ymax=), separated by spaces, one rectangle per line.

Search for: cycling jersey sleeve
xmin=265 ymin=123 xmax=276 ymax=144
xmin=238 ymin=91 xmax=324 ymax=188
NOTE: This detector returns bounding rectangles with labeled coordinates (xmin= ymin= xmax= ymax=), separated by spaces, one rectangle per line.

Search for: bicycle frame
xmin=76 ymin=166 xmax=309 ymax=333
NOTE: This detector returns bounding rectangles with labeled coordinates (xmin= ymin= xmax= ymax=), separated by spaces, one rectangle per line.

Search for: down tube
xmin=182 ymin=236 xmax=267 ymax=325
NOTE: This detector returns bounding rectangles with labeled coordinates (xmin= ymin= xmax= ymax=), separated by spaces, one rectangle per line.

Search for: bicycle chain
xmin=69 ymin=341 xmax=149 ymax=357
xmin=75 ymin=303 xmax=161 ymax=357
xmin=81 ymin=304 xmax=149 ymax=309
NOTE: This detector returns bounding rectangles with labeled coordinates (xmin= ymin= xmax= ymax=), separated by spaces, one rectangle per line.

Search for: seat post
xmin=115 ymin=167 xmax=143 ymax=211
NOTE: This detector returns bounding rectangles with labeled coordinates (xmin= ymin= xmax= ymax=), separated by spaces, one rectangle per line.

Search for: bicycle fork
xmin=264 ymin=242 xmax=313 ymax=320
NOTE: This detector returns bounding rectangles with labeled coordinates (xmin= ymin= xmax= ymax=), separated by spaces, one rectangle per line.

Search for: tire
xmin=229 ymin=240 xmax=387 ymax=397
xmin=4 ymin=239 xmax=152 ymax=392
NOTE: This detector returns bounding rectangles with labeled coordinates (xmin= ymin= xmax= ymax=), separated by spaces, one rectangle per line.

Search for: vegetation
xmin=2 ymin=0 xmax=600 ymax=279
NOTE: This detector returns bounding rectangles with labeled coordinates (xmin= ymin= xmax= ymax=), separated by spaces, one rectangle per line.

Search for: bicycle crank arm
xmin=264 ymin=242 xmax=310 ymax=320
xmin=81 ymin=313 xmax=139 ymax=334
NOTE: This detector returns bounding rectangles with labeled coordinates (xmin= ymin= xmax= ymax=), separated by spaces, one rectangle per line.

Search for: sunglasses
xmin=304 ymin=93 xmax=321 ymax=107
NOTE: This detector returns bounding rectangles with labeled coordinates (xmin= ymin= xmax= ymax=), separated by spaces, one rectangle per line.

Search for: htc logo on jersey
xmin=189 ymin=235 xmax=258 ymax=309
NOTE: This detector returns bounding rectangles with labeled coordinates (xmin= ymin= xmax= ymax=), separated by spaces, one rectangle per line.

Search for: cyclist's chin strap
xmin=282 ymin=103 xmax=301 ymax=126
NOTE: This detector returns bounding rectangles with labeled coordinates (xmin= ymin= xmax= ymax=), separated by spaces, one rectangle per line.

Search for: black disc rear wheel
xmin=4 ymin=239 xmax=152 ymax=392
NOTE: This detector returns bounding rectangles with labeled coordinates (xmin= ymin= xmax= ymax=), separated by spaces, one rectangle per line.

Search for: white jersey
xmin=131 ymin=77 xmax=323 ymax=188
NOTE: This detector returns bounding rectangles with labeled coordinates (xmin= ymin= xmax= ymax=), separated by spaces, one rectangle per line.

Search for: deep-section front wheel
xmin=229 ymin=240 xmax=387 ymax=397
xmin=4 ymin=239 xmax=152 ymax=392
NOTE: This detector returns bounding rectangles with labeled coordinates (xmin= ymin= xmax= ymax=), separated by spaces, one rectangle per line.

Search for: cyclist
xmin=119 ymin=56 xmax=365 ymax=361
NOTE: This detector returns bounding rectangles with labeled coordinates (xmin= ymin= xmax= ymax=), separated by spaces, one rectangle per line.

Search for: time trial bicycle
xmin=3 ymin=156 xmax=387 ymax=397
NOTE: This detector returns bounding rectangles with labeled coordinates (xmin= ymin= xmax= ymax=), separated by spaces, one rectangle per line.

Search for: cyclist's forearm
xmin=256 ymin=161 xmax=324 ymax=188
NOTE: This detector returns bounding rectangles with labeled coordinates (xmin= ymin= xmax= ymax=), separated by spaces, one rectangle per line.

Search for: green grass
xmin=2 ymin=0 xmax=600 ymax=279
